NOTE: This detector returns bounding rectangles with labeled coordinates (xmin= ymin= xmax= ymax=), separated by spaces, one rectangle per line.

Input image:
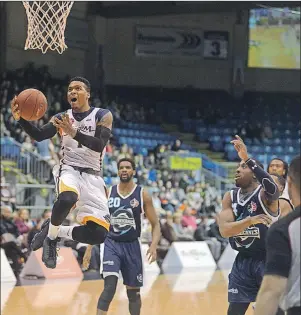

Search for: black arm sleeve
xmin=265 ymin=221 xmax=291 ymax=278
xmin=73 ymin=125 xmax=111 ymax=153
xmin=18 ymin=118 xmax=57 ymax=142
xmin=245 ymin=158 xmax=280 ymax=202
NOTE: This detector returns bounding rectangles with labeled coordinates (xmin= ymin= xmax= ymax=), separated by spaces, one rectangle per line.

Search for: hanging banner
xmin=169 ymin=155 xmax=202 ymax=171
xmin=135 ymin=26 xmax=203 ymax=57
xmin=203 ymin=31 xmax=229 ymax=59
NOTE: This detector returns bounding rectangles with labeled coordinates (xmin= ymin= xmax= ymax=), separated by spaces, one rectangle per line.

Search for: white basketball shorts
xmin=53 ymin=164 xmax=110 ymax=230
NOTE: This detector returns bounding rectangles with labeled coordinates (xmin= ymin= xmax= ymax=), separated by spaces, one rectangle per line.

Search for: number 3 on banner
xmin=211 ymin=41 xmax=220 ymax=56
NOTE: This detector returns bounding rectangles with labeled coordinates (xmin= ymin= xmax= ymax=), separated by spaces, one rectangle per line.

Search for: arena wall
xmin=4 ymin=3 xmax=300 ymax=93
xmin=103 ymin=13 xmax=235 ymax=91
xmin=103 ymin=13 xmax=300 ymax=92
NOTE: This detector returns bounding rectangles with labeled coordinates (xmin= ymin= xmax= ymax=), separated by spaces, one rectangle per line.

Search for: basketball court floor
xmin=1 ymin=270 xmax=254 ymax=315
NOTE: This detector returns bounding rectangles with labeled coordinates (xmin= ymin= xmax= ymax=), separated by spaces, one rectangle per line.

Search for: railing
xmin=15 ymin=184 xmax=56 ymax=219
xmin=1 ymin=136 xmax=52 ymax=184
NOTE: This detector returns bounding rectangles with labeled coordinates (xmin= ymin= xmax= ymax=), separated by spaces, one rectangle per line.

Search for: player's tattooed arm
xmin=143 ymin=189 xmax=161 ymax=264
xmin=217 ymin=191 xmax=272 ymax=238
xmin=72 ymin=110 xmax=113 ymax=153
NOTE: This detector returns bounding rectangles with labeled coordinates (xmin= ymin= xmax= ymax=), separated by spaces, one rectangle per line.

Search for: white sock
xmin=48 ymin=223 xmax=60 ymax=240
xmin=58 ymin=226 xmax=74 ymax=240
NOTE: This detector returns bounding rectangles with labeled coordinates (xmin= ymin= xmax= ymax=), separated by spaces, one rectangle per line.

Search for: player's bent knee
xmin=86 ymin=221 xmax=108 ymax=244
xmin=97 ymin=276 xmax=118 ymax=311
xmin=72 ymin=221 xmax=108 ymax=245
xmin=51 ymin=191 xmax=78 ymax=225
xmin=126 ymin=288 xmax=141 ymax=302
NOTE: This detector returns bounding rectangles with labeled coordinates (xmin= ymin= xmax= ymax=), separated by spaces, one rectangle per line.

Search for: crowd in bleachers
xmin=1 ymin=63 xmax=300 ymax=277
xmin=1 ymin=64 xmax=229 ymax=277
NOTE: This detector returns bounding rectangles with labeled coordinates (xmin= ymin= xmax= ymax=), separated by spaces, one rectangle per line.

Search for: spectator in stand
xmin=0 ymin=205 xmax=27 ymax=276
xmin=181 ymin=208 xmax=197 ymax=233
xmin=178 ymin=199 xmax=189 ymax=213
xmin=208 ymin=214 xmax=228 ymax=252
xmin=186 ymin=185 xmax=203 ymax=212
xmin=173 ymin=212 xmax=194 ymax=241
xmin=194 ymin=215 xmax=222 ymax=261
xmin=172 ymin=181 xmax=186 ymax=204
xmin=152 ymin=191 xmax=165 ymax=216
xmin=14 ymin=208 xmax=35 ymax=235
xmin=171 ymin=139 xmax=182 ymax=152
xmin=161 ymin=212 xmax=177 ymax=244
xmin=262 ymin=121 xmax=273 ymax=140
xmin=21 ymin=136 xmax=36 ymax=153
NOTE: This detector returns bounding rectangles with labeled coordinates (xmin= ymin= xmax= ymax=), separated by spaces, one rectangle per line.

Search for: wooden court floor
xmin=1 ymin=270 xmax=253 ymax=315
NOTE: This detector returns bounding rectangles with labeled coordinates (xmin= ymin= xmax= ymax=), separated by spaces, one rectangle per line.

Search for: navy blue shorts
xmin=101 ymin=237 xmax=143 ymax=287
xmin=228 ymin=253 xmax=265 ymax=303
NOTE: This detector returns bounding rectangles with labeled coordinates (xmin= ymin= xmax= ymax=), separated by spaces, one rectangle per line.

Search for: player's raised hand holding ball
xmin=11 ymin=89 xmax=47 ymax=121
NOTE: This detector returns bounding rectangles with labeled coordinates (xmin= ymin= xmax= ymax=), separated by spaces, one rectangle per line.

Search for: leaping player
xmin=217 ymin=135 xmax=280 ymax=315
xmin=11 ymin=77 xmax=112 ymax=269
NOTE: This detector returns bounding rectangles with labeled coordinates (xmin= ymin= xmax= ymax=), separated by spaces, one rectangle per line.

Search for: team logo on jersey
xmin=110 ymin=206 xmax=136 ymax=234
xmin=247 ymin=201 xmax=257 ymax=214
xmin=77 ymin=125 xmax=95 ymax=133
xmin=130 ymin=198 xmax=140 ymax=208
xmin=233 ymin=226 xmax=260 ymax=248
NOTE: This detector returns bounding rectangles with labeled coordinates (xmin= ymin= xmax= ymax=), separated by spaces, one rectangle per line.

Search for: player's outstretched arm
xmin=231 ymin=135 xmax=280 ymax=212
xmin=217 ymin=191 xmax=272 ymax=238
xmin=143 ymin=189 xmax=161 ymax=264
xmin=53 ymin=110 xmax=113 ymax=153
xmin=11 ymin=98 xmax=57 ymax=142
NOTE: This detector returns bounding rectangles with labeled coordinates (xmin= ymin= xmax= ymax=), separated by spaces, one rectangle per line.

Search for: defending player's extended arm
xmin=143 ymin=189 xmax=161 ymax=247
xmin=245 ymin=158 xmax=280 ymax=203
xmin=18 ymin=117 xmax=57 ymax=142
xmin=217 ymin=191 xmax=255 ymax=238
xmin=73 ymin=111 xmax=113 ymax=153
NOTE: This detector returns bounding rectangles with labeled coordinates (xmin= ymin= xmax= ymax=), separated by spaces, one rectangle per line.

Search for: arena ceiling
xmin=88 ymin=1 xmax=298 ymax=18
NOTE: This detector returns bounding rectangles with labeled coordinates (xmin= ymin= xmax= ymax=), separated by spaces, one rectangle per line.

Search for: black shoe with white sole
xmin=30 ymin=218 xmax=50 ymax=251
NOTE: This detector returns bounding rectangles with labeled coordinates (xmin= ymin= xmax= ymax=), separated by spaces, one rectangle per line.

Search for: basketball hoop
xmin=22 ymin=1 xmax=74 ymax=54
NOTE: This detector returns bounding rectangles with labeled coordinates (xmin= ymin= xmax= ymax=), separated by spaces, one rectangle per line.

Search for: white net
xmin=22 ymin=1 xmax=74 ymax=54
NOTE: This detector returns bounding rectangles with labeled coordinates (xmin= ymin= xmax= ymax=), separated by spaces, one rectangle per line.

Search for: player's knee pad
xmin=72 ymin=221 xmax=107 ymax=245
xmin=97 ymin=276 xmax=118 ymax=311
xmin=227 ymin=303 xmax=249 ymax=315
xmin=127 ymin=289 xmax=141 ymax=303
xmin=51 ymin=191 xmax=78 ymax=225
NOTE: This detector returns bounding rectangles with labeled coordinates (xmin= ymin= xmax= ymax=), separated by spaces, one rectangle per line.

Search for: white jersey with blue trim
xmin=59 ymin=107 xmax=106 ymax=171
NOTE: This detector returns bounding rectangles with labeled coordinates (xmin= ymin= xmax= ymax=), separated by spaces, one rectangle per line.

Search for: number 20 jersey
xmin=107 ymin=184 xmax=144 ymax=242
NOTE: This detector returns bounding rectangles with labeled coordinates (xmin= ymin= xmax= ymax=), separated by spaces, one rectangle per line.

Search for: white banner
xmin=135 ymin=26 xmax=203 ymax=57
xmin=162 ymin=241 xmax=216 ymax=272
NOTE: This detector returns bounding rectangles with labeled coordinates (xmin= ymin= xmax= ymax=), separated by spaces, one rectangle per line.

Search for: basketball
xmin=16 ymin=88 xmax=48 ymax=121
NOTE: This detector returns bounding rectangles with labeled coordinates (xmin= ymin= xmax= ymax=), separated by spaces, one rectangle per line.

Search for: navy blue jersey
xmin=229 ymin=185 xmax=279 ymax=258
xmin=107 ymin=184 xmax=144 ymax=242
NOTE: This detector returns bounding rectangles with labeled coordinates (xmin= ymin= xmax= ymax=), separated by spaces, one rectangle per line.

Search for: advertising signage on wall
xmin=135 ymin=26 xmax=229 ymax=59
xmin=203 ymin=31 xmax=229 ymax=59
